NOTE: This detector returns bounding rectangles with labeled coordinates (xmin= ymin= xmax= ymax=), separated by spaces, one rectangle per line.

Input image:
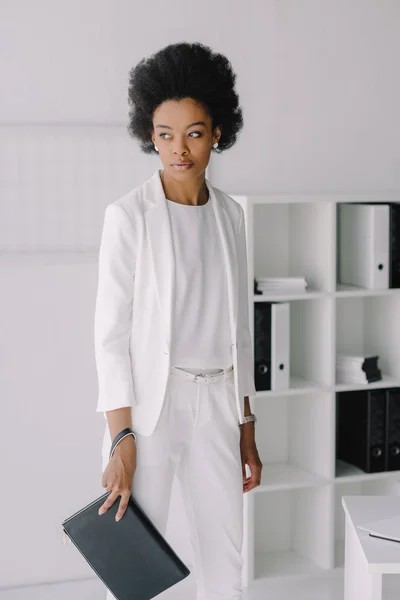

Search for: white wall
xmin=1 ymin=0 xmax=399 ymax=589
xmin=1 ymin=0 xmax=399 ymax=192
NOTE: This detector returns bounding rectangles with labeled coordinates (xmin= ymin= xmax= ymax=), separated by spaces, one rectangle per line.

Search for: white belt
xmin=169 ymin=364 xmax=234 ymax=384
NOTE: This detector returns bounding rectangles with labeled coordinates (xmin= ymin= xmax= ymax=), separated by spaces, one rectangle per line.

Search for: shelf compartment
xmin=333 ymin=477 xmax=400 ymax=569
xmin=254 ymin=549 xmax=325 ymax=581
xmin=252 ymin=202 xmax=334 ymax=293
xmin=335 ymin=459 xmax=400 ymax=483
xmin=336 ymin=284 xmax=400 ymax=297
xmin=252 ymin=486 xmax=331 ymax=581
xmin=254 ymin=290 xmax=326 ymax=301
xmin=252 ymin=297 xmax=334 ymax=391
xmin=290 ymin=297 xmax=334 ymax=388
xmin=335 ymin=294 xmax=400 ymax=384
xmin=254 ymin=392 xmax=334 ymax=481
xmin=256 ymin=463 xmax=329 ymax=493
xmin=334 ymin=374 xmax=400 ymax=393
xmin=254 ymin=376 xmax=326 ymax=398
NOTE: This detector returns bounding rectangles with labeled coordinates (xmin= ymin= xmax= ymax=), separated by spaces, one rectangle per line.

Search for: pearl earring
xmin=213 ymin=142 xmax=219 ymax=149
xmin=154 ymin=144 xmax=159 ymax=152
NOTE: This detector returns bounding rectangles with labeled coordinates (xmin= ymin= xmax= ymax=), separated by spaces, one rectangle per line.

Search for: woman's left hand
xmin=240 ymin=425 xmax=262 ymax=493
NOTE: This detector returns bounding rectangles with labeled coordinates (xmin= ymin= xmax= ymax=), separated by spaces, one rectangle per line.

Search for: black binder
xmin=336 ymin=389 xmax=386 ymax=473
xmin=254 ymin=301 xmax=290 ymax=391
xmin=254 ymin=301 xmax=272 ymax=390
xmin=389 ymin=203 xmax=400 ymax=288
xmin=385 ymin=387 xmax=400 ymax=471
xmin=62 ymin=436 xmax=190 ymax=600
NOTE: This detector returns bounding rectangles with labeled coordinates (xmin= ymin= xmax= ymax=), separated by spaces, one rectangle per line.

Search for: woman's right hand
xmin=98 ymin=435 xmax=137 ymax=521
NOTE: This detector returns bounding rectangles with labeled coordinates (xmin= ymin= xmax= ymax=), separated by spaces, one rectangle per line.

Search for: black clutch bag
xmin=61 ymin=428 xmax=191 ymax=600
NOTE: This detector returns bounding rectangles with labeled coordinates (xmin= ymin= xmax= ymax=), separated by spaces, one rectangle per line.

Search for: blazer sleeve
xmin=237 ymin=205 xmax=257 ymax=397
xmin=94 ymin=203 xmax=137 ymax=412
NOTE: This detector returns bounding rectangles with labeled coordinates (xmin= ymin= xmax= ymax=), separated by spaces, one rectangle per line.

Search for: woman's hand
xmin=240 ymin=424 xmax=262 ymax=493
xmin=98 ymin=435 xmax=137 ymax=521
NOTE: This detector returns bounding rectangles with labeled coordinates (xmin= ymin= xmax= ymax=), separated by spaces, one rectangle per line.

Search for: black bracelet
xmin=109 ymin=427 xmax=136 ymax=460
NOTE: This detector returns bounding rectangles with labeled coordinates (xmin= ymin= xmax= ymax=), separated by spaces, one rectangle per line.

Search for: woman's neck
xmin=159 ymin=169 xmax=209 ymax=206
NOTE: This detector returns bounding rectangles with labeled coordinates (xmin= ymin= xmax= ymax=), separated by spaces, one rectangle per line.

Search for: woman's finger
xmin=98 ymin=489 xmax=120 ymax=515
xmin=115 ymin=490 xmax=131 ymax=522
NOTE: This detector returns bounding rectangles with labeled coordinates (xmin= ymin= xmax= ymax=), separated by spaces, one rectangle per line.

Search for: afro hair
xmin=127 ymin=41 xmax=244 ymax=155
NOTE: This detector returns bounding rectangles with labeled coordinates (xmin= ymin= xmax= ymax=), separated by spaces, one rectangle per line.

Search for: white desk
xmin=342 ymin=495 xmax=400 ymax=600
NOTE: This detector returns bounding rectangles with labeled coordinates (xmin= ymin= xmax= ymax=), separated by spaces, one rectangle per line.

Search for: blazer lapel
xmin=145 ymin=169 xmax=238 ymax=351
xmin=144 ymin=170 xmax=176 ymax=350
xmin=207 ymin=177 xmax=239 ymax=343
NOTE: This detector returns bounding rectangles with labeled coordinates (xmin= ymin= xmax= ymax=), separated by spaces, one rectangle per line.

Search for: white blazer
xmin=94 ymin=168 xmax=256 ymax=437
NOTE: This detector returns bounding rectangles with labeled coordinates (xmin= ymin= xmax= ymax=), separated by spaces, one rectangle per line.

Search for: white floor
xmin=1 ymin=570 xmax=400 ymax=600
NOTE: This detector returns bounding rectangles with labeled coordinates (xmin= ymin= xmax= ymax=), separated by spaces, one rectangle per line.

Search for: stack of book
xmin=336 ymin=354 xmax=382 ymax=384
xmin=255 ymin=276 xmax=308 ymax=294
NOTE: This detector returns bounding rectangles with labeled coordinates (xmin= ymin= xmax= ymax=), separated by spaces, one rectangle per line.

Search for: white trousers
xmin=105 ymin=364 xmax=244 ymax=600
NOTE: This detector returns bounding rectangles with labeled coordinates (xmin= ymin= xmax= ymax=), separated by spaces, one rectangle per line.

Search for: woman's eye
xmin=159 ymin=131 xmax=202 ymax=139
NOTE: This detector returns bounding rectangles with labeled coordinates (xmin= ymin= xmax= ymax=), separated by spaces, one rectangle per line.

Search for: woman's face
xmin=151 ymin=97 xmax=221 ymax=178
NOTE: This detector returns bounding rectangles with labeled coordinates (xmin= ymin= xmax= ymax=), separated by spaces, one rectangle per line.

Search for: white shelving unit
xmin=230 ymin=192 xmax=400 ymax=586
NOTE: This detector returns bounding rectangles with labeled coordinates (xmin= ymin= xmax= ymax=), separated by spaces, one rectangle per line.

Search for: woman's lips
xmin=172 ymin=163 xmax=194 ymax=170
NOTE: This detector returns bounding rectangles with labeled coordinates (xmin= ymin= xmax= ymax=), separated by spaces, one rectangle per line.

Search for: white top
xmin=166 ymin=196 xmax=232 ymax=370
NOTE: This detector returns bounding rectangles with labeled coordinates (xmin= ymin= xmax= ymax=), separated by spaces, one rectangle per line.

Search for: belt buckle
xmin=194 ymin=373 xmax=209 ymax=383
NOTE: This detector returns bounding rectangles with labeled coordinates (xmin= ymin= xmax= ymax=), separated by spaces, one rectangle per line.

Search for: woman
xmin=94 ymin=41 xmax=262 ymax=600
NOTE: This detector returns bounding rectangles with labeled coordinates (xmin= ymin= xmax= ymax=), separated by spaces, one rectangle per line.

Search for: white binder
xmin=271 ymin=302 xmax=290 ymax=390
xmin=339 ymin=203 xmax=389 ymax=289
